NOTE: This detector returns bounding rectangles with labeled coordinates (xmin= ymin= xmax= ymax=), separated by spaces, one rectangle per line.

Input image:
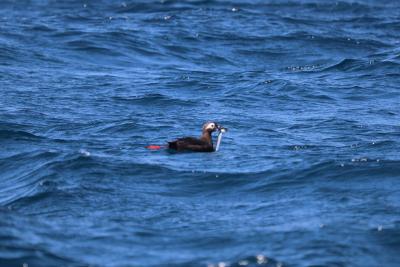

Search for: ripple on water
xmin=1 ymin=0 xmax=400 ymax=266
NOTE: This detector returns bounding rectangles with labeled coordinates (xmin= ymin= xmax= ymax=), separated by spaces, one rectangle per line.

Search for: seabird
xmin=168 ymin=122 xmax=227 ymax=152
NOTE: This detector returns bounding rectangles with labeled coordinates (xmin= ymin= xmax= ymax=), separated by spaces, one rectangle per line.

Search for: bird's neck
xmin=200 ymin=131 xmax=213 ymax=145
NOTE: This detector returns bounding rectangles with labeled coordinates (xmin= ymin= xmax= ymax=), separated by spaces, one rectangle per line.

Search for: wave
xmin=3 ymin=148 xmax=399 ymax=208
xmin=65 ymin=39 xmax=125 ymax=56
xmin=0 ymin=130 xmax=42 ymax=141
xmin=207 ymin=254 xmax=283 ymax=267
xmin=1 ymin=1 xmax=399 ymax=265
xmin=0 ymin=150 xmax=61 ymax=206
xmin=325 ymin=58 xmax=399 ymax=72
xmin=284 ymin=56 xmax=399 ymax=75
xmin=0 ymin=212 xmax=78 ymax=267
xmin=116 ymin=2 xmax=192 ymax=14
xmin=112 ymin=93 xmax=198 ymax=107
xmin=0 ymin=122 xmax=43 ymax=141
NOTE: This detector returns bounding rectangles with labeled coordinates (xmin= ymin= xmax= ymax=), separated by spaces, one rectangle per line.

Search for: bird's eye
xmin=211 ymin=124 xmax=215 ymax=128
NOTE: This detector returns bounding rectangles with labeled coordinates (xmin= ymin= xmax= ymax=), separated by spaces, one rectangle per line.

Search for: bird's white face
xmin=204 ymin=122 xmax=217 ymax=132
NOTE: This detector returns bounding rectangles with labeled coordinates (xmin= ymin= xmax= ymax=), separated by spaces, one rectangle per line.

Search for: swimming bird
xmin=168 ymin=122 xmax=226 ymax=152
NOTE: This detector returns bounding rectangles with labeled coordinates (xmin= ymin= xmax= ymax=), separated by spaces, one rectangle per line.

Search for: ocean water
xmin=1 ymin=0 xmax=400 ymax=266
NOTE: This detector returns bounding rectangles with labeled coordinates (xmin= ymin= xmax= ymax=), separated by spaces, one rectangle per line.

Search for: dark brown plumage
xmin=168 ymin=122 xmax=222 ymax=152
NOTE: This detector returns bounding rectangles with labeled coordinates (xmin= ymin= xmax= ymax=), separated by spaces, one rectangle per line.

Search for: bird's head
xmin=202 ymin=122 xmax=227 ymax=133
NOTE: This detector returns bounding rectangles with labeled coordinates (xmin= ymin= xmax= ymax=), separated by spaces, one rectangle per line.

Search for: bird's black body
xmin=168 ymin=137 xmax=214 ymax=152
xmin=167 ymin=122 xmax=226 ymax=152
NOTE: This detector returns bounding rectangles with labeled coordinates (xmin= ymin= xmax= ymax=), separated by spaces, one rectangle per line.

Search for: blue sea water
xmin=1 ymin=0 xmax=400 ymax=266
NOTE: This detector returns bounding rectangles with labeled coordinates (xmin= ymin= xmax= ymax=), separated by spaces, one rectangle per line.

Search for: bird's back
xmin=168 ymin=137 xmax=213 ymax=152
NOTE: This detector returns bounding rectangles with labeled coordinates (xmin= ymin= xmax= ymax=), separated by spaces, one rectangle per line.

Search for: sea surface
xmin=1 ymin=0 xmax=400 ymax=266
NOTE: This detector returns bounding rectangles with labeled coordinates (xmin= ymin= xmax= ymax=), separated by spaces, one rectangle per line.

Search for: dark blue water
xmin=1 ymin=0 xmax=400 ymax=266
